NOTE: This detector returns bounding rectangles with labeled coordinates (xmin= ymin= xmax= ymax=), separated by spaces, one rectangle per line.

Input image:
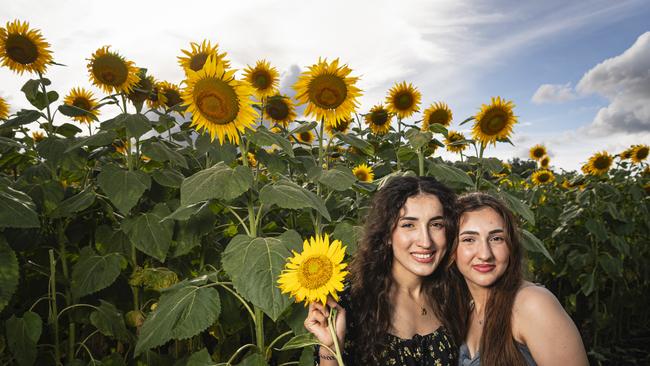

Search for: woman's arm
xmin=513 ymin=286 xmax=589 ymax=366
xmin=305 ymin=298 xmax=347 ymax=365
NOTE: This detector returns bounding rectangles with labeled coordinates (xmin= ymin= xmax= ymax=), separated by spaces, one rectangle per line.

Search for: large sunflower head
xmin=264 ymin=95 xmax=296 ymax=126
xmin=531 ymin=169 xmax=555 ymax=185
xmin=294 ymin=130 xmax=315 ymax=145
xmin=386 ymin=81 xmax=421 ymax=119
xmin=539 ymin=156 xmax=550 ymax=169
xmin=352 ymin=163 xmax=374 ymax=182
xmin=529 ymin=144 xmax=546 ymax=161
xmin=127 ymin=71 xmax=155 ymax=105
xmin=182 ymin=55 xmax=258 ymax=145
xmin=0 ymin=20 xmax=53 ymax=75
xmin=277 ymin=233 xmax=348 ymax=306
xmin=158 ymin=81 xmax=184 ymax=111
xmin=619 ymin=146 xmax=634 ymax=160
xmin=631 ymin=144 xmax=649 ymax=164
xmin=325 ymin=116 xmax=352 ymax=136
xmin=293 ymin=58 xmax=362 ymax=127
xmin=0 ymin=96 xmax=9 ymax=119
xmin=364 ymin=104 xmax=392 ymax=135
xmin=87 ymin=46 xmax=140 ymax=94
xmin=473 ymin=96 xmax=517 ymax=146
xmin=421 ymin=102 xmax=452 ymax=130
xmin=585 ymin=151 xmax=613 ymax=176
xmin=243 ymin=59 xmax=279 ymax=99
xmin=178 ymin=40 xmax=230 ymax=74
xmin=63 ymin=87 xmax=100 ymax=124
xmin=445 ymin=130 xmax=468 ymax=153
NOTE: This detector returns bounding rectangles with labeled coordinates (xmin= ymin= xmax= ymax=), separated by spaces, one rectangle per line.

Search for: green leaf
xmin=585 ymin=218 xmax=607 ymax=242
xmin=236 ymin=352 xmax=267 ymax=366
xmin=222 ymin=235 xmax=293 ymax=321
xmin=90 ymin=300 xmax=131 ymax=341
xmin=65 ymin=131 xmax=117 ymax=152
xmin=20 ymin=79 xmax=41 ymax=101
xmin=153 ymin=168 xmax=185 ymax=188
xmin=499 ymin=191 xmax=535 ymax=226
xmin=185 ymin=348 xmax=213 ymax=366
xmin=277 ymin=333 xmax=319 ymax=351
xmin=0 ymin=237 xmax=19 ymax=313
xmin=405 ymin=128 xmax=432 ymax=150
xmin=55 ymin=123 xmax=83 ymax=138
xmin=163 ymin=202 xmax=207 ymax=222
xmin=334 ymin=132 xmax=374 ymax=155
xmin=0 ymin=187 xmax=40 ymax=228
xmin=50 ymin=187 xmax=95 ymax=218
xmin=318 ymin=167 xmax=356 ymax=191
xmin=427 ymin=123 xmax=449 ymax=135
xmin=58 ymin=104 xmax=98 ymax=121
xmin=289 ymin=121 xmax=317 ymax=135
xmin=36 ymin=137 xmax=67 ymax=168
xmin=259 ymin=180 xmax=331 ymax=221
xmin=71 ymin=247 xmax=124 ymax=298
xmin=122 ymin=207 xmax=174 ymax=262
xmin=142 ymin=141 xmax=188 ymax=168
xmin=520 ymin=230 xmax=554 ymax=263
xmin=428 ymin=162 xmax=473 ymax=187
xmin=97 ymin=165 xmax=151 ymax=214
xmin=3 ymin=109 xmax=42 ymax=128
xmin=580 ymin=272 xmax=595 ymax=296
xmin=249 ymin=127 xmax=294 ymax=157
xmin=5 ymin=311 xmax=42 ymax=366
xmin=180 ymin=162 xmax=253 ymax=206
xmin=124 ymin=113 xmax=152 ymax=139
xmin=134 ymin=277 xmax=221 ymax=356
xmin=332 ymin=222 xmax=362 ymax=256
xmin=277 ymin=229 xmax=304 ymax=253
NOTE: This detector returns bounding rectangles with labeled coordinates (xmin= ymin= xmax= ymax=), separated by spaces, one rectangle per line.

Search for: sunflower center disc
xmin=534 ymin=149 xmax=544 ymax=158
xmin=594 ymin=157 xmax=610 ymax=170
xmin=93 ymin=55 xmax=128 ymax=86
xmin=73 ymin=98 xmax=91 ymax=111
xmin=164 ymin=90 xmax=182 ymax=108
xmin=309 ymin=74 xmax=347 ymax=109
xmin=481 ymin=112 xmax=507 ymax=135
xmin=540 ymin=174 xmax=550 ymax=182
xmin=429 ymin=110 xmax=450 ymax=126
xmin=6 ymin=34 xmax=39 ymax=64
xmin=299 ymin=256 xmax=333 ymax=289
xmin=253 ymin=72 xmax=271 ymax=89
xmin=371 ymin=110 xmax=389 ymax=125
xmin=299 ymin=132 xmax=312 ymax=143
xmin=195 ymin=78 xmax=240 ymax=125
xmin=355 ymin=170 xmax=368 ymax=181
xmin=190 ymin=53 xmax=209 ymax=71
xmin=395 ymin=92 xmax=414 ymax=110
xmin=265 ymin=99 xmax=289 ymax=120
xmin=636 ymin=148 xmax=648 ymax=160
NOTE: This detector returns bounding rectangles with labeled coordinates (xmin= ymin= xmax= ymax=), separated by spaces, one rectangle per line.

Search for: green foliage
xmin=71 ymin=247 xmax=124 ymax=298
xmin=5 ymin=311 xmax=42 ymax=366
xmin=0 ymin=237 xmax=19 ymax=312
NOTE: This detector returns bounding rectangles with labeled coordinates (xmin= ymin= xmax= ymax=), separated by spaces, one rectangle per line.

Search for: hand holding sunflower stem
xmin=305 ymin=299 xmax=346 ymax=365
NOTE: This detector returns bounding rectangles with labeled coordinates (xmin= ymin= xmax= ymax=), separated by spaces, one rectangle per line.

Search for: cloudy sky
xmin=1 ymin=0 xmax=649 ymax=171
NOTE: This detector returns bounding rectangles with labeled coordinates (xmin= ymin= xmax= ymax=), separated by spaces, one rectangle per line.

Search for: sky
xmin=1 ymin=0 xmax=649 ymax=171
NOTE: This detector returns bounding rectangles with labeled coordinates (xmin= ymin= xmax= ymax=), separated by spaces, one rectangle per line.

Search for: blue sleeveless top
xmin=458 ymin=342 xmax=537 ymax=366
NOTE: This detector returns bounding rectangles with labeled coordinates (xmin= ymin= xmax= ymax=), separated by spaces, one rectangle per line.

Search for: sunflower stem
xmin=474 ymin=143 xmax=485 ymax=191
xmin=327 ymin=308 xmax=345 ymax=366
xmin=48 ymin=249 xmax=62 ymax=365
xmin=396 ymin=117 xmax=402 ymax=171
xmin=417 ymin=147 xmax=425 ymax=176
xmin=38 ymin=72 xmax=54 ymax=137
xmin=315 ymin=120 xmax=326 ymax=236
xmin=254 ymin=307 xmax=265 ymax=354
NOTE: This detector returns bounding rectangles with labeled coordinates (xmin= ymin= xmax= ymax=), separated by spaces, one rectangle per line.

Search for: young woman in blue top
xmin=446 ymin=192 xmax=589 ymax=366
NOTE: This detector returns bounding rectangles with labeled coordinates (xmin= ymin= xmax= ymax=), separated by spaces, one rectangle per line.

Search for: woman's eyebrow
xmin=488 ymin=229 xmax=505 ymax=235
xmin=459 ymin=230 xmax=479 ymax=236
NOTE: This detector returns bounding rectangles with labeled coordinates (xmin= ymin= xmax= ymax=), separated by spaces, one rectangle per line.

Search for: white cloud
xmin=577 ymin=31 xmax=650 ymax=134
xmin=531 ymin=83 xmax=577 ymax=104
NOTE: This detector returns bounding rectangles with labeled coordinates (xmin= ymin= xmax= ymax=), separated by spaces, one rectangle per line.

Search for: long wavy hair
xmin=347 ymin=176 xmax=457 ymax=363
xmin=445 ymin=192 xmax=527 ymax=366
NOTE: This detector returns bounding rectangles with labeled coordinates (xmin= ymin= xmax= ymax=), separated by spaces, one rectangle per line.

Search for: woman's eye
xmin=461 ymin=237 xmax=474 ymax=243
xmin=401 ymin=223 xmax=414 ymax=228
xmin=490 ymin=236 xmax=505 ymax=243
xmin=430 ymin=221 xmax=444 ymax=228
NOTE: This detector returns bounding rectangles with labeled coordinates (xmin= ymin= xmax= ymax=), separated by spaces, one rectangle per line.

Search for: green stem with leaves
xmin=48 ymin=249 xmax=61 ymax=365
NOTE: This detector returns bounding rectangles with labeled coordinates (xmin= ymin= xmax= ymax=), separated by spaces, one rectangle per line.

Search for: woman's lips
xmin=472 ymin=264 xmax=496 ymax=273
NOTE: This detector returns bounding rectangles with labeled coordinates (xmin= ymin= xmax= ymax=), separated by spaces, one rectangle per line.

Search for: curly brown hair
xmin=347 ymin=175 xmax=458 ymax=363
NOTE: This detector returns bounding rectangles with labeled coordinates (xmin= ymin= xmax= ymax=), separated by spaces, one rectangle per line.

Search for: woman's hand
xmin=304 ymin=297 xmax=346 ymax=351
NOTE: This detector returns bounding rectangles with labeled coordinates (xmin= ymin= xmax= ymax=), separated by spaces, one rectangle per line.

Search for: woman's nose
xmin=476 ymin=239 xmax=494 ymax=260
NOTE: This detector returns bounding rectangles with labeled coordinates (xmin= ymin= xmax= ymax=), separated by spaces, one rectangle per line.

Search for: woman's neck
xmin=466 ymin=281 xmax=489 ymax=315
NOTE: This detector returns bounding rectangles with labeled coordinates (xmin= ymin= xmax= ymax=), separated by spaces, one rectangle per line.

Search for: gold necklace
xmin=409 ymin=294 xmax=428 ymax=316
xmin=469 ymin=300 xmax=484 ymax=325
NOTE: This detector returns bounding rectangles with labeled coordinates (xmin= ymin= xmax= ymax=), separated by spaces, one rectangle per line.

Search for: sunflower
xmin=293 ymin=58 xmax=362 ymax=127
xmin=31 ymin=131 xmax=45 ymax=142
xmin=325 ymin=116 xmax=352 ymax=136
xmin=445 ymin=130 xmax=468 ymax=153
xmin=386 ymin=81 xmax=421 ymax=119
xmin=264 ymin=95 xmax=296 ymax=126
xmin=531 ymin=170 xmax=555 ymax=185
xmin=243 ymin=59 xmax=279 ymax=99
xmin=473 ymin=96 xmax=517 ymax=146
xmin=529 ymin=144 xmax=546 ymax=161
xmin=421 ymin=102 xmax=452 ymax=130
xmin=277 ymin=233 xmax=348 ymax=305
xmin=561 ymin=179 xmax=572 ymax=189
xmin=87 ymin=46 xmax=140 ymax=94
xmin=631 ymin=144 xmax=649 ymax=164
xmin=0 ymin=20 xmax=53 ymax=75
xmin=181 ymin=55 xmax=258 ymax=145
xmin=113 ymin=140 xmax=129 ymax=155
xmin=244 ymin=152 xmax=257 ymax=167
xmin=585 ymin=151 xmax=613 ymax=176
xmin=63 ymin=87 xmax=100 ymax=124
xmin=178 ymin=40 xmax=230 ymax=73
xmin=352 ymin=163 xmax=374 ymax=182
xmin=158 ymin=81 xmax=184 ymax=111
xmin=364 ymin=104 xmax=392 ymax=135
xmin=539 ymin=156 xmax=550 ymax=169
xmin=0 ymin=96 xmax=9 ymax=119
xmin=619 ymin=146 xmax=634 ymax=160
xmin=127 ymin=71 xmax=155 ymax=105
xmin=295 ymin=130 xmax=315 ymax=144
xmin=146 ymin=81 xmax=165 ymax=109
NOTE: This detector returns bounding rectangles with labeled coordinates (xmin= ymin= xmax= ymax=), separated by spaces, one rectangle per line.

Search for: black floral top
xmin=315 ymin=289 xmax=457 ymax=365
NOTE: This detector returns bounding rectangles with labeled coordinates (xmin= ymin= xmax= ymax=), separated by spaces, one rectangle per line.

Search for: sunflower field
xmin=1 ymin=20 xmax=649 ymax=366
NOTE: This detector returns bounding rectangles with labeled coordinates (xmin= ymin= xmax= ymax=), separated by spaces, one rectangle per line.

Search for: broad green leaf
xmin=36 ymin=137 xmax=67 ymax=168
xmin=90 ymin=300 xmax=131 ymax=341
xmin=6 ymin=311 xmax=42 ymax=366
xmin=249 ymin=127 xmax=294 ymax=157
xmin=153 ymin=168 xmax=185 ymax=188
xmin=185 ymin=348 xmax=213 ymax=366
xmin=122 ymin=207 xmax=174 ymax=262
xmin=585 ymin=218 xmax=607 ymax=242
xmin=428 ymin=162 xmax=473 ymax=187
xmin=170 ymin=204 xmax=217 ymax=258
xmin=181 ymin=162 xmax=253 ymax=206
xmin=332 ymin=222 xmax=362 ymax=256
xmin=277 ymin=333 xmax=319 ymax=351
xmin=499 ymin=191 xmax=535 ymax=226
xmin=237 ymin=352 xmax=267 ymax=366
xmin=0 ymin=187 xmax=40 ymax=228
xmin=71 ymin=246 xmax=124 ymax=298
xmin=20 ymin=79 xmax=41 ymax=100
xmin=289 ymin=121 xmax=317 ymax=135
xmin=142 ymin=141 xmax=188 ymax=168
xmin=222 ymin=235 xmax=293 ymax=321
xmin=3 ymin=109 xmax=42 ymax=128
xmin=0 ymin=237 xmax=19 ymax=313
xmin=405 ymin=128 xmax=432 ymax=150
xmin=65 ymin=131 xmax=117 ymax=152
xmin=124 ymin=113 xmax=152 ymax=139
xmin=135 ymin=277 xmax=221 ymax=356
xmin=55 ymin=123 xmax=83 ymax=138
xmin=520 ymin=230 xmax=554 ymax=263
xmin=163 ymin=202 xmax=207 ymax=222
xmin=580 ymin=272 xmax=595 ymax=296
xmin=259 ymin=180 xmax=331 ymax=221
xmin=58 ymin=104 xmax=98 ymax=121
xmin=334 ymin=132 xmax=374 ymax=155
xmin=299 ymin=347 xmax=315 ymax=366
xmin=277 ymin=229 xmax=304 ymax=253
xmin=427 ymin=123 xmax=449 ymax=135
xmin=318 ymin=167 xmax=356 ymax=191
xmin=50 ymin=186 xmax=95 ymax=218
xmin=97 ymin=165 xmax=151 ymax=214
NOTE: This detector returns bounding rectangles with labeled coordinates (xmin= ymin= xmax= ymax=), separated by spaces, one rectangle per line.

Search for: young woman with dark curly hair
xmin=446 ymin=192 xmax=588 ymax=366
xmin=304 ymin=175 xmax=459 ymax=365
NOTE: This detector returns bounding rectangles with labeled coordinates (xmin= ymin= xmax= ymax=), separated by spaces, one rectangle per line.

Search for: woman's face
xmin=455 ymin=207 xmax=510 ymax=289
xmin=390 ymin=194 xmax=447 ymax=283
